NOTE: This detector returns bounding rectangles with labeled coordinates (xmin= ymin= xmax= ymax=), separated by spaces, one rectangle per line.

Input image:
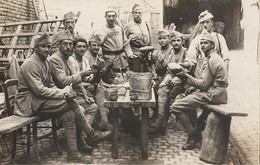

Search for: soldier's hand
xmin=185 ymin=86 xmax=196 ymax=95
xmin=84 ymin=95 xmax=95 ymax=104
xmin=128 ymin=54 xmax=138 ymax=58
xmin=63 ymin=86 xmax=72 ymax=94
xmin=80 ymin=69 xmax=92 ymax=78
xmin=175 ymin=69 xmax=188 ymax=79
xmin=65 ymin=90 xmax=77 ymax=101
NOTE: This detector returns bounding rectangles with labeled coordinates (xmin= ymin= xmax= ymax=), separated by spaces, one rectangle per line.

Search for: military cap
xmin=59 ymin=29 xmax=73 ymax=42
xmin=198 ymin=10 xmax=213 ymax=23
xmin=63 ymin=11 xmax=77 ymax=21
xmin=132 ymin=4 xmax=142 ymax=12
xmin=201 ymin=33 xmax=216 ymax=44
xmin=170 ymin=30 xmax=183 ymax=40
xmin=105 ymin=6 xmax=117 ymax=15
xmin=34 ymin=32 xmax=51 ymax=46
xmin=157 ymin=29 xmax=170 ymax=36
xmin=89 ymin=34 xmax=101 ymax=43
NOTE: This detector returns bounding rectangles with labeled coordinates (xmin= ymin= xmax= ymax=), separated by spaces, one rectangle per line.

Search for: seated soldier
xmin=14 ymin=32 xmax=111 ymax=163
xmin=171 ymin=33 xmax=228 ymax=150
xmin=84 ymin=34 xmax=113 ymax=131
xmin=149 ymin=30 xmax=187 ymax=134
xmin=49 ymin=30 xmax=111 ymax=152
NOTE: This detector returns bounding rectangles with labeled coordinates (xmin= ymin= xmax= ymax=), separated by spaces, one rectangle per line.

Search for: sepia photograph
xmin=0 ymin=0 xmax=259 ymax=164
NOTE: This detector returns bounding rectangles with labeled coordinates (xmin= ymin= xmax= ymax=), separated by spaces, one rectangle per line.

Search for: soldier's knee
xmin=63 ymin=111 xmax=75 ymax=123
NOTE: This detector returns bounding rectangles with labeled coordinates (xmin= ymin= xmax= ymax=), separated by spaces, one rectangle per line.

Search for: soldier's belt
xmin=103 ymin=49 xmax=124 ymax=55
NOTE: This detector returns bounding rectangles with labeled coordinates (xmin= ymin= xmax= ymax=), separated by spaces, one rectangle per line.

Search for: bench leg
xmin=141 ymin=107 xmax=149 ymax=159
xmin=200 ymin=112 xmax=231 ymax=164
xmin=111 ymin=108 xmax=119 ymax=159
xmin=11 ymin=131 xmax=17 ymax=159
xmin=26 ymin=125 xmax=31 ymax=155
xmin=32 ymin=122 xmax=41 ymax=163
xmin=51 ymin=118 xmax=62 ymax=155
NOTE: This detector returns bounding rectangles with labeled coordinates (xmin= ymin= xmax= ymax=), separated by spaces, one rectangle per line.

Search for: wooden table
xmin=104 ymin=88 xmax=156 ymax=159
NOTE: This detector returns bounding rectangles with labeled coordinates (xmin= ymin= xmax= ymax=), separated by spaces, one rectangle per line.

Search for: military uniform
xmin=14 ymin=32 xmax=96 ymax=163
xmin=171 ymin=33 xmax=228 ymax=150
xmin=49 ymin=50 xmax=98 ymax=126
xmin=98 ymin=24 xmax=132 ymax=71
xmin=125 ymin=4 xmax=152 ymax=72
xmin=149 ymin=30 xmax=187 ymax=133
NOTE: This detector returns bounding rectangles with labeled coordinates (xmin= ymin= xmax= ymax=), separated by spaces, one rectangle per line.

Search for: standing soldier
xmin=125 ymin=4 xmax=152 ymax=72
xmin=187 ymin=10 xmax=230 ymax=74
xmin=50 ymin=11 xmax=79 ymax=55
xmin=97 ymin=7 xmax=134 ymax=78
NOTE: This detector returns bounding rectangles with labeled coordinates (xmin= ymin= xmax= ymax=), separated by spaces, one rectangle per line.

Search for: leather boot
xmin=99 ymin=121 xmax=113 ymax=131
xmin=86 ymin=129 xmax=112 ymax=146
xmin=148 ymin=115 xmax=165 ymax=135
xmin=67 ymin=152 xmax=93 ymax=163
xmin=182 ymin=134 xmax=202 ymax=150
xmin=62 ymin=112 xmax=93 ymax=164
xmin=76 ymin=127 xmax=93 ymax=154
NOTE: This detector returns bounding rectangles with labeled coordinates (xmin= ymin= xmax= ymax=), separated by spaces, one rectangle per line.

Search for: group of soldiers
xmin=13 ymin=3 xmax=229 ymax=163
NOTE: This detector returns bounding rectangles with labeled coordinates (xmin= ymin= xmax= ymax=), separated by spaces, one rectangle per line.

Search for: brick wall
xmin=0 ymin=0 xmax=40 ymax=24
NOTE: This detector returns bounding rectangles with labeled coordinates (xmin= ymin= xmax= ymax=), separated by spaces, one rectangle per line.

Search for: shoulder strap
xmin=215 ymin=33 xmax=222 ymax=57
xmin=145 ymin=22 xmax=152 ymax=45
xmin=207 ymin=57 xmax=214 ymax=78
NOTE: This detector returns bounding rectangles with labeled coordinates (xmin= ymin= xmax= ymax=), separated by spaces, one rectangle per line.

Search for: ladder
xmin=0 ymin=19 xmax=64 ymax=72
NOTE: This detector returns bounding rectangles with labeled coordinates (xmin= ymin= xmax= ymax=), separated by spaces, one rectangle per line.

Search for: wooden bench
xmin=199 ymin=103 xmax=248 ymax=164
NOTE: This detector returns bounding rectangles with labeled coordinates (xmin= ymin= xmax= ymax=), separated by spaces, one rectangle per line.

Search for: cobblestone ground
xmin=0 ymin=50 xmax=258 ymax=165
xmin=227 ymin=50 xmax=259 ymax=164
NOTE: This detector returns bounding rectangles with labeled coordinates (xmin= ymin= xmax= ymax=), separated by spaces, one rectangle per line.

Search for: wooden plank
xmin=0 ymin=19 xmax=63 ymax=27
xmin=7 ymin=25 xmax=22 ymax=58
xmin=202 ymin=104 xmax=248 ymax=117
xmin=0 ymin=115 xmax=39 ymax=134
xmin=0 ymin=45 xmax=30 ymax=49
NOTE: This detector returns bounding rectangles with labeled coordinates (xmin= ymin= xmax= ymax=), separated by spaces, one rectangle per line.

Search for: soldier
xmin=84 ymin=34 xmax=113 ymax=131
xmin=149 ymin=30 xmax=187 ymax=134
xmin=171 ymin=33 xmax=228 ymax=150
xmin=125 ymin=4 xmax=152 ymax=72
xmin=186 ymin=10 xmax=230 ymax=73
xmin=181 ymin=10 xmax=230 ymax=132
xmin=50 ymin=11 xmax=79 ymax=55
xmin=14 ymin=32 xmax=110 ymax=163
xmin=49 ymin=30 xmax=111 ymax=152
xmin=97 ymin=7 xmax=134 ymax=79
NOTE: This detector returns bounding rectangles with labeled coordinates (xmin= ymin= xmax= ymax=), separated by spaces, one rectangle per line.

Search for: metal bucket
xmin=128 ymin=71 xmax=153 ymax=100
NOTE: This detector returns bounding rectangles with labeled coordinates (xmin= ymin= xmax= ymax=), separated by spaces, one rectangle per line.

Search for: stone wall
xmin=0 ymin=0 xmax=40 ymax=24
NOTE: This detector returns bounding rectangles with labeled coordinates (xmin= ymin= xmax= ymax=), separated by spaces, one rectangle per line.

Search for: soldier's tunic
xmin=14 ymin=53 xmax=68 ymax=117
xmin=98 ymin=24 xmax=133 ymax=71
xmin=125 ymin=21 xmax=152 ymax=72
xmin=187 ymin=32 xmax=229 ymax=78
xmin=171 ymin=49 xmax=228 ymax=114
xmin=49 ymin=51 xmax=98 ymax=124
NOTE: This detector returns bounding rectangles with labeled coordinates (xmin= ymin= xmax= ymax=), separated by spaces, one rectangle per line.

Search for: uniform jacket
xmin=187 ymin=49 xmax=228 ymax=104
xmin=98 ymin=24 xmax=133 ymax=69
xmin=14 ymin=53 xmax=64 ymax=117
xmin=125 ymin=20 xmax=152 ymax=56
xmin=187 ymin=32 xmax=230 ymax=78
xmin=49 ymin=50 xmax=82 ymax=89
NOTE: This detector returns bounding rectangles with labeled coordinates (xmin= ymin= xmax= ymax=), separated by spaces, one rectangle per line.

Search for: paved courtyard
xmin=0 ymin=50 xmax=259 ymax=164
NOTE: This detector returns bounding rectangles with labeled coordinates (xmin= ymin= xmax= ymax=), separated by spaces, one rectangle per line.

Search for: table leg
xmin=112 ymin=107 xmax=119 ymax=159
xmin=141 ymin=107 xmax=149 ymax=159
